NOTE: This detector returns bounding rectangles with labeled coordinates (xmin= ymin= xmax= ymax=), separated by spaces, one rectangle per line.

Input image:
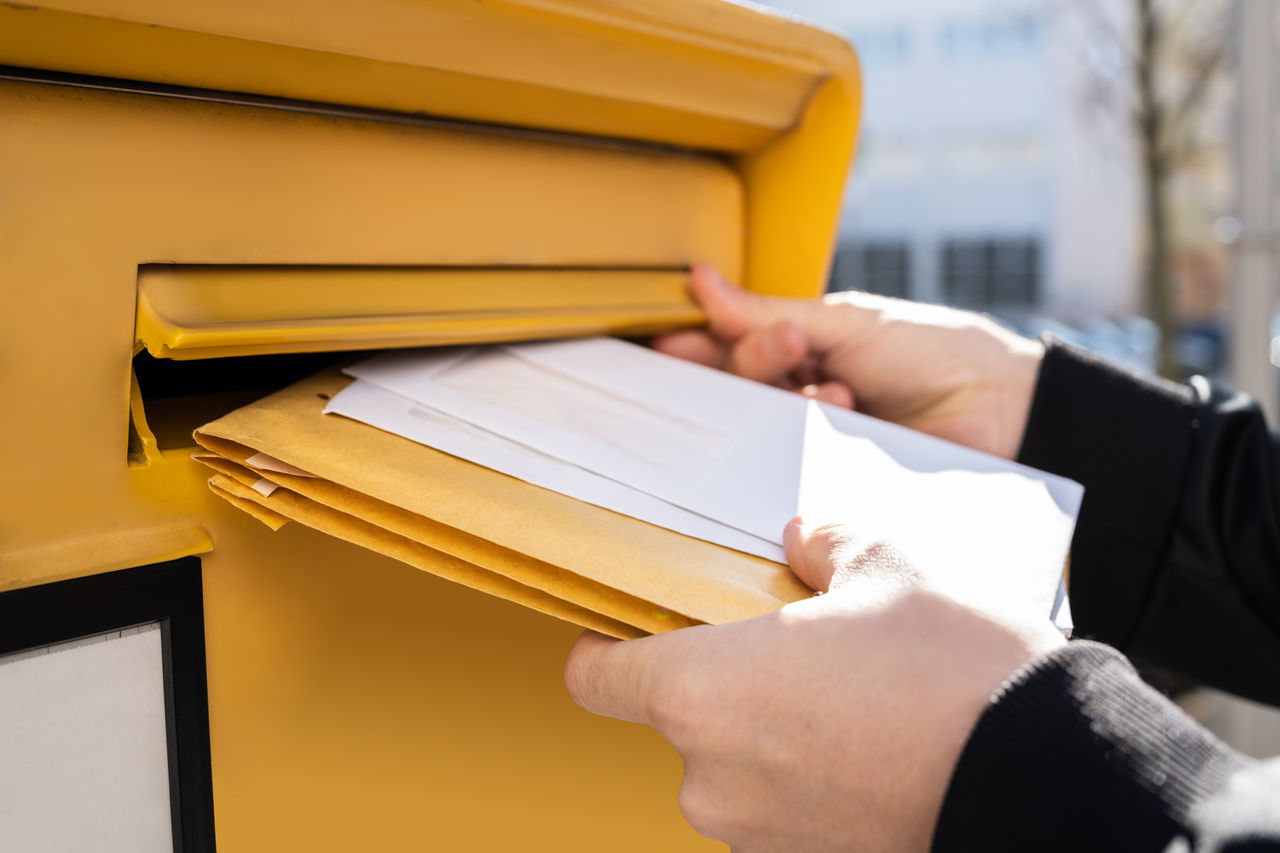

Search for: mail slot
xmin=0 ymin=1 xmax=860 ymax=849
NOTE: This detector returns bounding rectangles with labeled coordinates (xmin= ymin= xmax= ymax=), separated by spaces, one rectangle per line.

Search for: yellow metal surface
xmin=0 ymin=1 xmax=859 ymax=848
xmin=0 ymin=0 xmax=826 ymax=152
xmin=741 ymin=73 xmax=862 ymax=297
xmin=137 ymin=266 xmax=703 ymax=359
xmin=0 ymin=0 xmax=860 ymax=296
xmin=201 ymin=521 xmax=706 ymax=851
xmin=0 ymin=80 xmax=739 ymax=850
xmin=0 ymin=77 xmax=741 ymax=560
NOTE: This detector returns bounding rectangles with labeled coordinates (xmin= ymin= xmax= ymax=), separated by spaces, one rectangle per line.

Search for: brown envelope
xmin=194 ymin=368 xmax=812 ymax=639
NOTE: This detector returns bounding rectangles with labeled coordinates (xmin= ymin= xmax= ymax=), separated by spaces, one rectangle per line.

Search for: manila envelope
xmin=193 ymin=368 xmax=813 ymax=639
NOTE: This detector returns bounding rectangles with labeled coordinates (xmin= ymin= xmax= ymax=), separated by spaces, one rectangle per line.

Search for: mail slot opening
xmin=134 ymin=265 xmax=702 ymax=361
xmin=129 ymin=350 xmax=359 ymax=459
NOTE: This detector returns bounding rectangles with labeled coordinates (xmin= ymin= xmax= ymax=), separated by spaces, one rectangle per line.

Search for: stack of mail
xmin=195 ymin=338 xmax=1082 ymax=638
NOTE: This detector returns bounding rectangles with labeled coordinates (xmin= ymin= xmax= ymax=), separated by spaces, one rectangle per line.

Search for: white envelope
xmin=334 ymin=338 xmax=1083 ymax=624
xmin=324 ymin=380 xmax=785 ymax=562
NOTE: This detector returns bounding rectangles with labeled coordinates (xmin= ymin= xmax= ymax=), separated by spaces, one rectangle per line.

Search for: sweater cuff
xmin=932 ymin=642 xmax=1246 ymax=852
xmin=1017 ymin=339 xmax=1197 ymax=648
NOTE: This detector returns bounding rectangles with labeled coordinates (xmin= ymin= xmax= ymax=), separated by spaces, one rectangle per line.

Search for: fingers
xmin=652 ymin=322 xmax=812 ymax=386
xmin=658 ymin=265 xmax=861 ymax=406
xmin=564 ymin=628 xmax=685 ymax=725
xmin=652 ymin=329 xmax=726 ymax=367
xmin=654 ymin=316 xmax=848 ymax=400
xmin=800 ymin=381 xmax=854 ymax=409
xmin=724 ymin=322 xmax=808 ymax=385
xmin=783 ymin=518 xmax=917 ymax=593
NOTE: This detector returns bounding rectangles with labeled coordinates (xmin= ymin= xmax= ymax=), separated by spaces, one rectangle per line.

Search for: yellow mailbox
xmin=0 ymin=1 xmax=859 ymax=849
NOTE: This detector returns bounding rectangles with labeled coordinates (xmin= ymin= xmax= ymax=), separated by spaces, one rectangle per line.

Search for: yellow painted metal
xmin=0 ymin=74 xmax=741 ymax=573
xmin=137 ymin=266 xmax=703 ymax=359
xmin=0 ymin=0 xmax=861 ymax=297
xmin=741 ymin=73 xmax=863 ymax=296
xmin=0 ymin=0 xmax=827 ymax=153
xmin=0 ymin=1 xmax=860 ymax=849
xmin=0 ymin=77 xmax=738 ymax=851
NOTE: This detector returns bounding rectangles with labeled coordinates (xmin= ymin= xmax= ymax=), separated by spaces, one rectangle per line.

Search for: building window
xmin=854 ymin=136 xmax=918 ymax=181
xmin=851 ymin=26 xmax=912 ymax=67
xmin=939 ymin=135 xmax=1045 ymax=173
xmin=829 ymin=240 xmax=911 ymax=299
xmin=940 ymin=238 xmax=1040 ymax=308
xmin=939 ymin=14 xmax=1043 ymax=62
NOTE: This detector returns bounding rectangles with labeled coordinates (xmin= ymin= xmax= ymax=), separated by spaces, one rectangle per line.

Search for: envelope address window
xmin=434 ymin=349 xmax=730 ymax=477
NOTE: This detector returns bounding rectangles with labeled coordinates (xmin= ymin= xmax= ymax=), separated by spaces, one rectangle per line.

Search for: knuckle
xmin=803 ymin=522 xmax=852 ymax=564
xmin=757 ymin=730 xmax=799 ymax=772
xmin=740 ymin=334 xmax=772 ymax=366
xmin=826 ymin=537 xmax=899 ymax=588
xmin=849 ymin=539 xmax=905 ymax=577
xmin=562 ymin=645 xmax=594 ymax=710
xmin=645 ymin=664 xmax=703 ymax=736
xmin=809 ymin=522 xmax=850 ymax=548
xmin=859 ymin=538 xmax=898 ymax=566
xmin=830 ymin=538 xmax=923 ymax=590
xmin=860 ymin=539 xmax=919 ymax=580
xmin=677 ymin=779 xmax=728 ymax=840
xmin=562 ymin=635 xmax=614 ymax=713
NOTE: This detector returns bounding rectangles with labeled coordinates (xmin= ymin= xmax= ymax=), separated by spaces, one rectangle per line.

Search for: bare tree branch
xmin=1074 ymin=0 xmax=1138 ymax=63
xmin=1161 ymin=31 xmax=1228 ymax=159
xmin=1066 ymin=0 xmax=1142 ymax=119
xmin=1066 ymin=0 xmax=1229 ymax=378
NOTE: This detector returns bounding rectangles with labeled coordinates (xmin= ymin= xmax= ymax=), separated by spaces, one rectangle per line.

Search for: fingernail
xmin=783 ymin=516 xmax=806 ymax=550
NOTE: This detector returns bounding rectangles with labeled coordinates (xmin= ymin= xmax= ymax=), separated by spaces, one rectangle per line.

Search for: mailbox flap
xmin=136 ymin=266 xmax=703 ymax=359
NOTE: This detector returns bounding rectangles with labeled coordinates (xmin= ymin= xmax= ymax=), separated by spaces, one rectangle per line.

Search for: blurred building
xmin=752 ymin=0 xmax=1143 ymax=338
xmin=1230 ymin=0 xmax=1278 ymax=414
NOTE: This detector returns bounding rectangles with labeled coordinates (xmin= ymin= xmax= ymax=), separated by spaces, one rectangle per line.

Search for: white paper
xmin=333 ymin=338 xmax=1082 ymax=625
xmin=245 ymin=452 xmax=315 ymax=478
xmin=0 ymin=625 xmax=173 ymax=853
xmin=325 ymin=380 xmax=784 ymax=562
xmin=251 ymin=477 xmax=281 ymax=497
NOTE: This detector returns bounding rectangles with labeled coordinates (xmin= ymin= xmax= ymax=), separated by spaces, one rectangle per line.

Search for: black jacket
xmin=933 ymin=340 xmax=1280 ymax=851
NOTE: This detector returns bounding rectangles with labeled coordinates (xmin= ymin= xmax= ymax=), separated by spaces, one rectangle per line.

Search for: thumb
xmin=564 ymin=628 xmax=695 ymax=724
xmin=690 ymin=263 xmax=870 ymax=354
xmin=784 ymin=518 xmax=920 ymax=594
xmin=689 ymin=262 xmax=756 ymax=340
xmin=783 ymin=517 xmax=843 ymax=593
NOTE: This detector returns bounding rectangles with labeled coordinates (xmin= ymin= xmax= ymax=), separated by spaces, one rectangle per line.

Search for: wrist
xmin=992 ymin=333 xmax=1044 ymax=460
xmin=889 ymin=589 xmax=1065 ymax=842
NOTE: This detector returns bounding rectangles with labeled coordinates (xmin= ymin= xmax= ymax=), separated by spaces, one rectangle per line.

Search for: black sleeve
xmin=1017 ymin=340 xmax=1280 ymax=705
xmin=933 ymin=642 xmax=1280 ymax=853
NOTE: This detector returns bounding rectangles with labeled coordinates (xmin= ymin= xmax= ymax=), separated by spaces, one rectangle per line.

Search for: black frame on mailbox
xmin=0 ymin=556 xmax=216 ymax=852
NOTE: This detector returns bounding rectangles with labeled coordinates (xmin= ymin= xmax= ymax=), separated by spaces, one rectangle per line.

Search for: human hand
xmin=655 ymin=265 xmax=1044 ymax=460
xmin=564 ymin=520 xmax=1065 ymax=853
